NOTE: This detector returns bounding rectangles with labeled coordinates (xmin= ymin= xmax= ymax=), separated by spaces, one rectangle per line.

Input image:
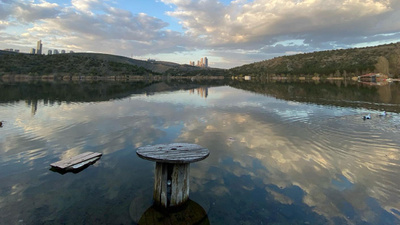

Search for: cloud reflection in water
xmin=0 ymin=85 xmax=399 ymax=224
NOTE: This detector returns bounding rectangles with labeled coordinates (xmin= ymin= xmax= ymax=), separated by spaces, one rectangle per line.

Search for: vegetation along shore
xmin=1 ymin=42 xmax=399 ymax=80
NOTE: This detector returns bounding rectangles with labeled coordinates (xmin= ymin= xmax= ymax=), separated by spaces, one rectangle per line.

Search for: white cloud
xmin=71 ymin=0 xmax=100 ymax=13
xmin=1 ymin=0 xmax=193 ymax=55
xmin=0 ymin=0 xmax=400 ymax=68
xmin=12 ymin=1 xmax=60 ymax=22
xmin=163 ymin=0 xmax=396 ymax=47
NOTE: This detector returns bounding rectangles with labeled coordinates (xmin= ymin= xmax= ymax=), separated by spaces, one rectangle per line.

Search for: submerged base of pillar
xmin=138 ymin=199 xmax=210 ymax=225
xmin=153 ymin=162 xmax=190 ymax=208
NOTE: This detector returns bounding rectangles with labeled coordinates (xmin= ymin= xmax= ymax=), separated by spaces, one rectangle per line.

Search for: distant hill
xmin=0 ymin=51 xmax=215 ymax=76
xmin=229 ymin=42 xmax=400 ymax=78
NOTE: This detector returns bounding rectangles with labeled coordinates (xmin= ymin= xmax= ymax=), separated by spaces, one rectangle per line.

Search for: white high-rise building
xmin=36 ymin=40 xmax=42 ymax=55
xmin=30 ymin=48 xmax=36 ymax=54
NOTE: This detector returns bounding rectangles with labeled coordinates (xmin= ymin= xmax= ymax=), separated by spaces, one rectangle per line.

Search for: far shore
xmin=231 ymin=75 xmax=358 ymax=81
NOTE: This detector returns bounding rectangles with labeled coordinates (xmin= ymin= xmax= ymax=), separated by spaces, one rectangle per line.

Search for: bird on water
xmin=363 ymin=114 xmax=371 ymax=120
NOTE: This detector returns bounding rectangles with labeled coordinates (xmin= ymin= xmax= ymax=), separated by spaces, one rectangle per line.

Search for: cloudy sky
xmin=1 ymin=0 xmax=400 ymax=68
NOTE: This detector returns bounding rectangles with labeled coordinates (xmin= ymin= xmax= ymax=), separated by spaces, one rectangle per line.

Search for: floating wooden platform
xmin=50 ymin=152 xmax=102 ymax=170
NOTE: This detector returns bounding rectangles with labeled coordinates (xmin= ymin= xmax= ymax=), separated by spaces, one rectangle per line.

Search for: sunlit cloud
xmin=1 ymin=0 xmax=400 ymax=68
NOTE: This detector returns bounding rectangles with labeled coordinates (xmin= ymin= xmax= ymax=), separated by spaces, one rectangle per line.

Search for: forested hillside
xmin=0 ymin=52 xmax=213 ymax=77
xmin=0 ymin=52 xmax=154 ymax=76
xmin=229 ymin=42 xmax=400 ymax=78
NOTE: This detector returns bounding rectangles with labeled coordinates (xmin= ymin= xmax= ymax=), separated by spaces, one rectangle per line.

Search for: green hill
xmin=229 ymin=42 xmax=400 ymax=78
xmin=0 ymin=51 xmax=212 ymax=77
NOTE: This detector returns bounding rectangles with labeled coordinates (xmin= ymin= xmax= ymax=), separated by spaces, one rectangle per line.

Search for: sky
xmin=1 ymin=0 xmax=400 ymax=69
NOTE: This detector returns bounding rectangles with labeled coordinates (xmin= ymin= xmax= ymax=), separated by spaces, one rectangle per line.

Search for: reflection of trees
xmin=0 ymin=81 xmax=154 ymax=103
xmin=0 ymin=80 xmax=226 ymax=104
xmin=230 ymin=80 xmax=400 ymax=112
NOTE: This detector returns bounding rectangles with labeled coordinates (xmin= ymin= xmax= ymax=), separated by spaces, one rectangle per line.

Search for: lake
xmin=0 ymin=79 xmax=400 ymax=225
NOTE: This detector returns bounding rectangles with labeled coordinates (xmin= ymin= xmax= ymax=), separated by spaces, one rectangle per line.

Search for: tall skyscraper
xmin=36 ymin=40 xmax=42 ymax=55
xmin=30 ymin=48 xmax=36 ymax=54
xmin=191 ymin=57 xmax=209 ymax=67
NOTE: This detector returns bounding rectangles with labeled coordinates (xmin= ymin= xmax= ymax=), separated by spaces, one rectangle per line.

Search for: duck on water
xmin=363 ymin=114 xmax=371 ymax=120
xmin=363 ymin=111 xmax=386 ymax=120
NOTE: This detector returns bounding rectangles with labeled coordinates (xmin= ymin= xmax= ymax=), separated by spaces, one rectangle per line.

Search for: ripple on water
xmin=302 ymin=113 xmax=400 ymax=174
xmin=0 ymin=119 xmax=91 ymax=168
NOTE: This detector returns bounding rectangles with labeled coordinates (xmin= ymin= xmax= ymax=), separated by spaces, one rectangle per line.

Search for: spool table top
xmin=136 ymin=143 xmax=209 ymax=164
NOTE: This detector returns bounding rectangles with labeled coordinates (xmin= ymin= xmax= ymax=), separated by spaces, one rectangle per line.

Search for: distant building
xmin=191 ymin=57 xmax=209 ymax=68
xmin=48 ymin=50 xmax=52 ymax=55
xmin=61 ymin=50 xmax=66 ymax=54
xmin=36 ymin=40 xmax=42 ymax=55
xmin=30 ymin=48 xmax=36 ymax=54
xmin=54 ymin=49 xmax=59 ymax=54
xmin=14 ymin=49 xmax=19 ymax=53
xmin=69 ymin=51 xmax=74 ymax=53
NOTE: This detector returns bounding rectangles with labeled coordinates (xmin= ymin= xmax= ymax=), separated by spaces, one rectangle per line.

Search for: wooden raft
xmin=137 ymin=143 xmax=209 ymax=208
xmin=50 ymin=152 xmax=102 ymax=170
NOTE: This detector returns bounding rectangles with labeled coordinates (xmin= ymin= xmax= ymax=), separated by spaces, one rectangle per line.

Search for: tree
xmin=334 ymin=70 xmax=341 ymax=77
xmin=375 ymin=56 xmax=389 ymax=74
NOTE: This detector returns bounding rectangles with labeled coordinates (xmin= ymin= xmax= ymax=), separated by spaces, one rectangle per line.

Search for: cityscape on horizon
xmin=3 ymin=40 xmax=74 ymax=55
xmin=3 ymin=40 xmax=210 ymax=67
xmin=189 ymin=57 xmax=208 ymax=68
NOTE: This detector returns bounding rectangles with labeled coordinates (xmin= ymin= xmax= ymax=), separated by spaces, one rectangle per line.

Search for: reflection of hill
xmin=0 ymin=80 xmax=226 ymax=103
xmin=230 ymin=80 xmax=400 ymax=113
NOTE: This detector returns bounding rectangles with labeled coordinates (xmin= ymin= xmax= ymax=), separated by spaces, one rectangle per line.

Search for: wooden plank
xmin=154 ymin=162 xmax=168 ymax=208
xmin=50 ymin=152 xmax=102 ymax=169
xmin=170 ymin=163 xmax=189 ymax=206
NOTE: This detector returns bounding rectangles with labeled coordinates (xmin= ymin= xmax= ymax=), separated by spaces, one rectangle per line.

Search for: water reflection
xmin=230 ymin=79 xmax=400 ymax=112
xmin=0 ymin=80 xmax=399 ymax=224
xmin=135 ymin=199 xmax=209 ymax=225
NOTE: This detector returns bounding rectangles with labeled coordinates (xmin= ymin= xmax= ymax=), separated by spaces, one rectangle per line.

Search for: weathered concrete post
xmin=136 ymin=143 xmax=209 ymax=208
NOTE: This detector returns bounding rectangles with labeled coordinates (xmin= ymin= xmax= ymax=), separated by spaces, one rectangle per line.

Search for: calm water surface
xmin=0 ymin=80 xmax=400 ymax=225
